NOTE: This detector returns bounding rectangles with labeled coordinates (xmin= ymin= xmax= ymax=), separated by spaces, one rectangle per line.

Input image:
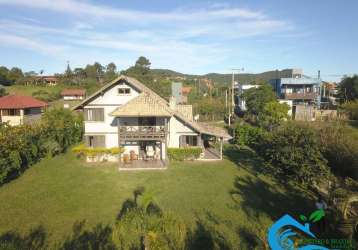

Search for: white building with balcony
xmin=73 ymin=76 xmax=231 ymax=166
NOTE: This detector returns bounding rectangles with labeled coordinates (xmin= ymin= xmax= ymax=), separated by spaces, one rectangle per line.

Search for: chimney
xmin=169 ymin=96 xmax=176 ymax=110
xmin=318 ymin=70 xmax=321 ymax=79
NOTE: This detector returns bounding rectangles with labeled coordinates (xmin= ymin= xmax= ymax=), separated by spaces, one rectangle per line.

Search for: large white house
xmin=73 ymin=76 xmax=231 ymax=164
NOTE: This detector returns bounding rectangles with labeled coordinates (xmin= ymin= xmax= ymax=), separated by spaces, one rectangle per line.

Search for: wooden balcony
xmin=283 ymin=92 xmax=318 ymax=100
xmin=118 ymin=126 xmax=167 ymax=141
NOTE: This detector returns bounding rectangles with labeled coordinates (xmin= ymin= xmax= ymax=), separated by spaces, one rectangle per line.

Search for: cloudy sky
xmin=0 ymin=0 xmax=357 ymax=80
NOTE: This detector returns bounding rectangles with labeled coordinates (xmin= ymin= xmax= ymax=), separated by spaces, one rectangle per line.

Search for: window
xmin=24 ymin=108 xmax=41 ymax=115
xmin=186 ymin=136 xmax=198 ymax=146
xmin=85 ymin=135 xmax=105 ymax=148
xmin=179 ymin=135 xmax=198 ymax=147
xmin=2 ymin=109 xmax=20 ymax=116
xmin=84 ymin=108 xmax=104 ymax=121
xmin=118 ymin=88 xmax=131 ymax=95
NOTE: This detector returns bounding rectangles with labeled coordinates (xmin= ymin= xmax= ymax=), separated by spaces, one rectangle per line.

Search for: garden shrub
xmin=32 ymin=89 xmax=60 ymax=102
xmin=259 ymin=123 xmax=330 ymax=185
xmin=0 ymin=108 xmax=83 ymax=185
xmin=112 ymin=188 xmax=187 ymax=250
xmin=233 ymin=123 xmax=266 ymax=148
xmin=167 ymin=147 xmax=202 ymax=161
xmin=340 ymin=100 xmax=358 ymax=120
xmin=319 ymin=123 xmax=358 ymax=180
xmin=72 ymin=144 xmax=124 ymax=158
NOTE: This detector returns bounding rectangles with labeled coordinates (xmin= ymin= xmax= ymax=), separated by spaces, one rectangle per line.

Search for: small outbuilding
xmin=61 ymin=89 xmax=86 ymax=101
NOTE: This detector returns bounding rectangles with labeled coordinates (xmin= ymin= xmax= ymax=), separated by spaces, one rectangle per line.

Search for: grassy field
xmin=0 ymin=146 xmax=315 ymax=248
xmin=5 ymin=85 xmax=64 ymax=96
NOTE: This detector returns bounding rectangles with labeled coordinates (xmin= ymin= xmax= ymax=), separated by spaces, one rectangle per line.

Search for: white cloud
xmin=0 ymin=33 xmax=66 ymax=54
xmin=0 ymin=0 xmax=265 ymax=22
xmin=0 ymin=1 xmax=302 ymax=73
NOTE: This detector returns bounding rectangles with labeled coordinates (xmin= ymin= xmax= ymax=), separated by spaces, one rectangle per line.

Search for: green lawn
xmin=0 ymin=146 xmax=315 ymax=247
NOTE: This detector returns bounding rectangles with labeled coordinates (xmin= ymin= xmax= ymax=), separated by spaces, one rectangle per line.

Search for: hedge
xmin=167 ymin=147 xmax=202 ymax=161
xmin=72 ymin=144 xmax=124 ymax=157
xmin=0 ymin=108 xmax=83 ymax=185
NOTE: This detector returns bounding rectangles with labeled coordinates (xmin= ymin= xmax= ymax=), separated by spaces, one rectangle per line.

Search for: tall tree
xmin=106 ymin=62 xmax=117 ymax=73
xmin=0 ymin=66 xmax=10 ymax=86
xmin=84 ymin=64 xmax=97 ymax=79
xmin=135 ymin=56 xmax=151 ymax=69
xmin=65 ymin=63 xmax=72 ymax=77
xmin=241 ymin=84 xmax=277 ymax=115
xmin=8 ymin=67 xmax=24 ymax=83
xmin=104 ymin=62 xmax=117 ymax=81
xmin=338 ymin=76 xmax=358 ymax=102
xmin=259 ymin=101 xmax=290 ymax=131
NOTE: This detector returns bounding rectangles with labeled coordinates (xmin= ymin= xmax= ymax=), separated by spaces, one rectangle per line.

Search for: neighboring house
xmin=27 ymin=76 xmax=59 ymax=86
xmin=322 ymin=81 xmax=339 ymax=105
xmin=0 ymin=95 xmax=47 ymax=126
xmin=73 ymin=75 xmax=231 ymax=164
xmin=61 ymin=89 xmax=86 ymax=101
xmin=269 ymin=71 xmax=321 ymax=107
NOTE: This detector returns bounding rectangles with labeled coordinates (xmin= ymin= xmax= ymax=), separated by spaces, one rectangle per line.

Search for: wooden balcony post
xmin=164 ymin=117 xmax=168 ymax=161
xmin=117 ymin=120 xmax=121 ymax=146
xmin=220 ymin=137 xmax=223 ymax=160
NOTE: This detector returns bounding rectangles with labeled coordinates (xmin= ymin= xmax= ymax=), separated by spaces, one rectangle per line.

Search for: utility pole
xmin=225 ymin=89 xmax=228 ymax=109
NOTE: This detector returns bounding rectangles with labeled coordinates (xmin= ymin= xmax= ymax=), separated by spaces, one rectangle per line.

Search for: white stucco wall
xmin=84 ymin=83 xmax=140 ymax=134
xmin=168 ymin=115 xmax=198 ymax=147
xmin=1 ymin=115 xmax=22 ymax=126
xmin=89 ymin=84 xmax=140 ymax=105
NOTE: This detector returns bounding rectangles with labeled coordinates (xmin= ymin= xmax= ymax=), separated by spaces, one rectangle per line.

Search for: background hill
xmin=151 ymin=68 xmax=301 ymax=85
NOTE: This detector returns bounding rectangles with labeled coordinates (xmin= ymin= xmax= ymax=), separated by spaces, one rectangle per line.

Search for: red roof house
xmin=0 ymin=95 xmax=47 ymax=109
xmin=0 ymin=95 xmax=47 ymax=126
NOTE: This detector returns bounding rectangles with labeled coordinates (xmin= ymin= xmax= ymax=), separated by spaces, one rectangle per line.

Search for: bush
xmin=260 ymin=123 xmax=330 ymax=185
xmin=167 ymin=147 xmax=202 ymax=161
xmin=41 ymin=108 xmax=83 ymax=152
xmin=233 ymin=123 xmax=266 ymax=148
xmin=72 ymin=144 xmax=124 ymax=157
xmin=0 ymin=108 xmax=83 ymax=185
xmin=32 ymin=90 xmax=60 ymax=102
xmin=112 ymin=188 xmax=187 ymax=250
xmin=340 ymin=100 xmax=358 ymax=120
xmin=42 ymin=139 xmax=61 ymax=157
xmin=319 ymin=123 xmax=358 ymax=180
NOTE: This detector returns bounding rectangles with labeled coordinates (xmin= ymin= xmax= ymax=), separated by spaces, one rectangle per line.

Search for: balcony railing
xmin=283 ymin=92 xmax=318 ymax=100
xmin=118 ymin=126 xmax=167 ymax=141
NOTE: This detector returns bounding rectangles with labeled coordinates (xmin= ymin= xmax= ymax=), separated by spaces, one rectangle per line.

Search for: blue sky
xmin=0 ymin=0 xmax=357 ymax=81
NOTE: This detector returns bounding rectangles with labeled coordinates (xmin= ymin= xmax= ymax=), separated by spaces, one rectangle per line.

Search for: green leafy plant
xmin=167 ymin=147 xmax=202 ymax=161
